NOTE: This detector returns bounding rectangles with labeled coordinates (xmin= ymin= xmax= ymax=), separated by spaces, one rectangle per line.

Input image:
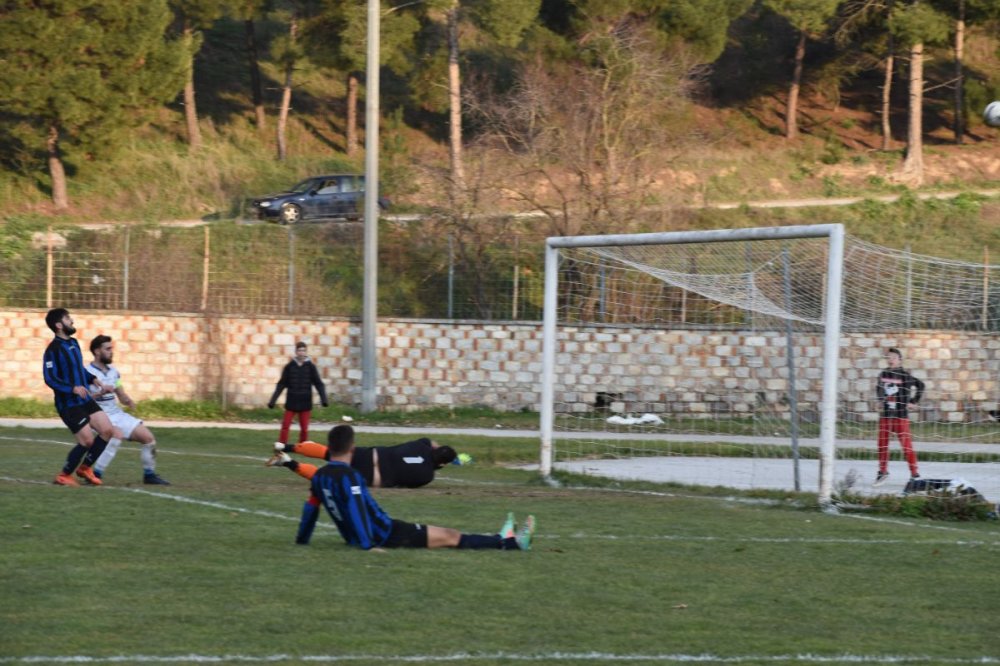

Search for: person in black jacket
xmin=873 ymin=347 xmax=924 ymax=486
xmin=268 ymin=342 xmax=328 ymax=444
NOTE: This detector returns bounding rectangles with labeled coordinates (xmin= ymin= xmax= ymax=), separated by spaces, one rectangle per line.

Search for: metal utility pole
xmin=360 ymin=0 xmax=380 ymax=413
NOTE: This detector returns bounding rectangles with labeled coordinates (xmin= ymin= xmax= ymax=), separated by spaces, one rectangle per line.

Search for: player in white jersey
xmin=86 ymin=335 xmax=170 ymax=485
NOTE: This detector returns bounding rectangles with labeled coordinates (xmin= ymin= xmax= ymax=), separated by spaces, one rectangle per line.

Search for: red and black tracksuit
xmin=268 ymin=358 xmax=328 ymax=443
xmin=876 ymin=367 xmax=924 ymax=477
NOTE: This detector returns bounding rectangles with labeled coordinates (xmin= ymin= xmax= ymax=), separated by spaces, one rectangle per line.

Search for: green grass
xmin=2 ymin=425 xmax=999 ymax=664
xmin=0 ymin=397 xmax=542 ymax=430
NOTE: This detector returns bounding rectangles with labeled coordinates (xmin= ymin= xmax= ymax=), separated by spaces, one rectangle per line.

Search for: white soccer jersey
xmin=86 ymin=362 xmax=124 ymax=417
xmin=87 ymin=362 xmax=144 ymax=439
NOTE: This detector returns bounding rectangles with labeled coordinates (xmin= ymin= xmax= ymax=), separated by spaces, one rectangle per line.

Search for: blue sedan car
xmin=250 ymin=174 xmax=388 ymax=224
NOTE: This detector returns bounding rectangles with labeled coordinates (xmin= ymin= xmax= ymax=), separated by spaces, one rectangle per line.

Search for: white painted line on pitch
xmin=3 ymin=475 xmax=997 ymax=549
xmin=0 ymin=652 xmax=997 ymax=663
xmin=560 ymin=484 xmax=1000 ymax=538
xmin=0 ymin=434 xmax=270 ymax=463
xmin=4 ymin=435 xmax=996 ymax=543
xmin=829 ymin=510 xmax=1000 ymax=535
xmin=0 ymin=475 xmax=337 ymax=532
xmin=553 ymin=533 xmax=1000 ymax=547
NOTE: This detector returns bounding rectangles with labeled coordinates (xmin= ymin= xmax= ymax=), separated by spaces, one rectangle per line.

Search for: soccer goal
xmin=539 ymin=224 xmax=1000 ymax=505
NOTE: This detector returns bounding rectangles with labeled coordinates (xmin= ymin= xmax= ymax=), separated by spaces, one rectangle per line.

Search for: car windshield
xmin=288 ymin=179 xmax=316 ymax=193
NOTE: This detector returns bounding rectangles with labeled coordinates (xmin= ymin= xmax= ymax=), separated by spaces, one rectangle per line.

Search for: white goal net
xmin=539 ymin=224 xmax=1000 ymax=504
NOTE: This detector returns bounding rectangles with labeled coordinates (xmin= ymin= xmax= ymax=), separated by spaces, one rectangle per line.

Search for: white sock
xmin=141 ymin=441 xmax=157 ymax=475
xmin=94 ymin=437 xmax=122 ymax=475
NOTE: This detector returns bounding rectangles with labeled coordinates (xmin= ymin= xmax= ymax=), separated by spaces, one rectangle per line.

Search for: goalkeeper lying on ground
xmin=295 ymin=424 xmax=534 ymax=551
xmin=266 ymin=426 xmax=471 ymax=488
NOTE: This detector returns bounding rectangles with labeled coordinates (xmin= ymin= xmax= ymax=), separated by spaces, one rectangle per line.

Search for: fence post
xmin=201 ymin=226 xmax=210 ymax=311
xmin=447 ymin=233 xmax=454 ymax=318
xmin=46 ymin=226 xmax=53 ymax=308
xmin=123 ymin=227 xmax=130 ymax=309
xmin=512 ymin=233 xmax=519 ymax=320
xmin=984 ymin=246 xmax=990 ymax=331
xmin=288 ymin=228 xmax=295 ymax=315
xmin=905 ymin=242 xmax=912 ymax=328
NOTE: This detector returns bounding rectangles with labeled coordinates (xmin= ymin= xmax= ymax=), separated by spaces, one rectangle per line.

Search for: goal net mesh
xmin=548 ymin=232 xmax=1000 ymax=500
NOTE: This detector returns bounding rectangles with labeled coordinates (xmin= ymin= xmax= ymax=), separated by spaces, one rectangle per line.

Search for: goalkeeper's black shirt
xmin=350 ymin=438 xmax=437 ymax=489
xmin=876 ymin=367 xmax=925 ymax=419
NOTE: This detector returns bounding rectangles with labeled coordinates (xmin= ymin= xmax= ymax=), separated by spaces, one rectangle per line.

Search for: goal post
xmin=539 ymin=224 xmax=846 ymax=503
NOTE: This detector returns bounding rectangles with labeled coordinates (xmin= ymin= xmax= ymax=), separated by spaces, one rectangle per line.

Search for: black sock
xmin=82 ymin=436 xmax=108 ymax=466
xmin=62 ymin=444 xmax=88 ymax=475
xmin=457 ymin=533 xmax=506 ymax=550
xmin=286 ymin=460 xmax=300 ymax=471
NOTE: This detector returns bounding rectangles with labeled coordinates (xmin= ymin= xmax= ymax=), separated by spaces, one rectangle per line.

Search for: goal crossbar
xmin=539 ymin=224 xmax=846 ymax=503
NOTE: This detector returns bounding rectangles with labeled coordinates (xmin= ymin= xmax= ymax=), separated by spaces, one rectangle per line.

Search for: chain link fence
xmin=0 ymin=220 xmax=548 ymax=320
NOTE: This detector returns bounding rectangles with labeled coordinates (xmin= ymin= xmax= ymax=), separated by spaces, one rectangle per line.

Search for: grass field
xmin=2 ymin=425 xmax=999 ymax=665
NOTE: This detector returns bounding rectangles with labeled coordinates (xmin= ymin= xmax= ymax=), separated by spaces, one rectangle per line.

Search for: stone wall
xmin=3 ymin=309 xmax=997 ymax=420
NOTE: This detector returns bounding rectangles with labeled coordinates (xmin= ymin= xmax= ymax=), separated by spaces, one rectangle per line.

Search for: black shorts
xmin=383 ymin=519 xmax=428 ymax=549
xmin=58 ymin=401 xmax=102 ymax=434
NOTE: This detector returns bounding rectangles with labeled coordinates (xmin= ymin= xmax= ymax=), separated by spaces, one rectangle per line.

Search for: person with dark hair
xmin=266 ymin=433 xmax=471 ymax=488
xmin=86 ymin=335 xmax=170 ymax=485
xmin=268 ymin=342 xmax=328 ymax=445
xmin=42 ymin=309 xmax=122 ymax=486
xmin=874 ymin=347 xmax=924 ymax=486
xmin=295 ymin=425 xmax=535 ymax=551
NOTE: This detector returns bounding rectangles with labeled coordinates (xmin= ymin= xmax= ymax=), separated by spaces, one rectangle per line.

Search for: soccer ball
xmin=984 ymin=101 xmax=1000 ymax=128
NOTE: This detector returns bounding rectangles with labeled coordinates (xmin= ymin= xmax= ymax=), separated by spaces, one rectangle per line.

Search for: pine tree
xmin=833 ymin=0 xmax=898 ymax=150
xmin=763 ymin=0 xmax=842 ymax=140
xmin=430 ymin=0 xmax=540 ymax=196
xmin=232 ymin=0 xmax=271 ymax=131
xmin=168 ymin=0 xmax=233 ymax=150
xmin=0 ymin=0 xmax=188 ymax=209
xmin=893 ymin=0 xmax=950 ymax=184
xmin=302 ymin=0 xmax=421 ymax=157
xmin=929 ymin=0 xmax=1000 ymax=143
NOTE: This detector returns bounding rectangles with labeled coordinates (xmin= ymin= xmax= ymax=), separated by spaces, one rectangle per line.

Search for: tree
xmin=930 ymin=0 xmax=1000 ymax=143
xmin=569 ymin=0 xmax=753 ymax=66
xmin=169 ymin=0 xmax=233 ymax=150
xmin=470 ymin=26 xmax=699 ymax=237
xmin=763 ymin=0 xmax=842 ymax=139
xmin=272 ymin=2 xmax=304 ymax=161
xmin=650 ymin=0 xmax=755 ymax=64
xmin=414 ymin=0 xmax=540 ymax=198
xmin=834 ymin=0 xmax=897 ymax=150
xmin=892 ymin=0 xmax=950 ymax=184
xmin=0 ymin=0 xmax=188 ymax=209
xmin=302 ymin=0 xmax=420 ymax=157
xmin=233 ymin=0 xmax=271 ymax=131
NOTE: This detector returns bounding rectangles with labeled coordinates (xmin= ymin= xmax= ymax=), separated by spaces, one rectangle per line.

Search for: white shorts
xmin=106 ymin=411 xmax=144 ymax=440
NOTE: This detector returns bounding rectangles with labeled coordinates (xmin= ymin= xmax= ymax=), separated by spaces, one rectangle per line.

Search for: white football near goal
xmin=984 ymin=101 xmax=1000 ymax=127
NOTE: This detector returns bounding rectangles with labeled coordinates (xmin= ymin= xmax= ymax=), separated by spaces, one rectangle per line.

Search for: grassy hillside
xmin=0 ymin=16 xmax=998 ymax=259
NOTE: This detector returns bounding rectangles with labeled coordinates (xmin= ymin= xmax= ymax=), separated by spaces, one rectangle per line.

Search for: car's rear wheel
xmin=279 ymin=203 xmax=302 ymax=224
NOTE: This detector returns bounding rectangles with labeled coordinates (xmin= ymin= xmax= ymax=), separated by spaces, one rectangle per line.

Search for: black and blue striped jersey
xmin=300 ymin=460 xmax=394 ymax=549
xmin=42 ymin=336 xmax=95 ymax=411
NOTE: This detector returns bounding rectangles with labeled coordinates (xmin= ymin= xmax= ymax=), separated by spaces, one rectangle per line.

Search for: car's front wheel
xmin=279 ymin=203 xmax=302 ymax=224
